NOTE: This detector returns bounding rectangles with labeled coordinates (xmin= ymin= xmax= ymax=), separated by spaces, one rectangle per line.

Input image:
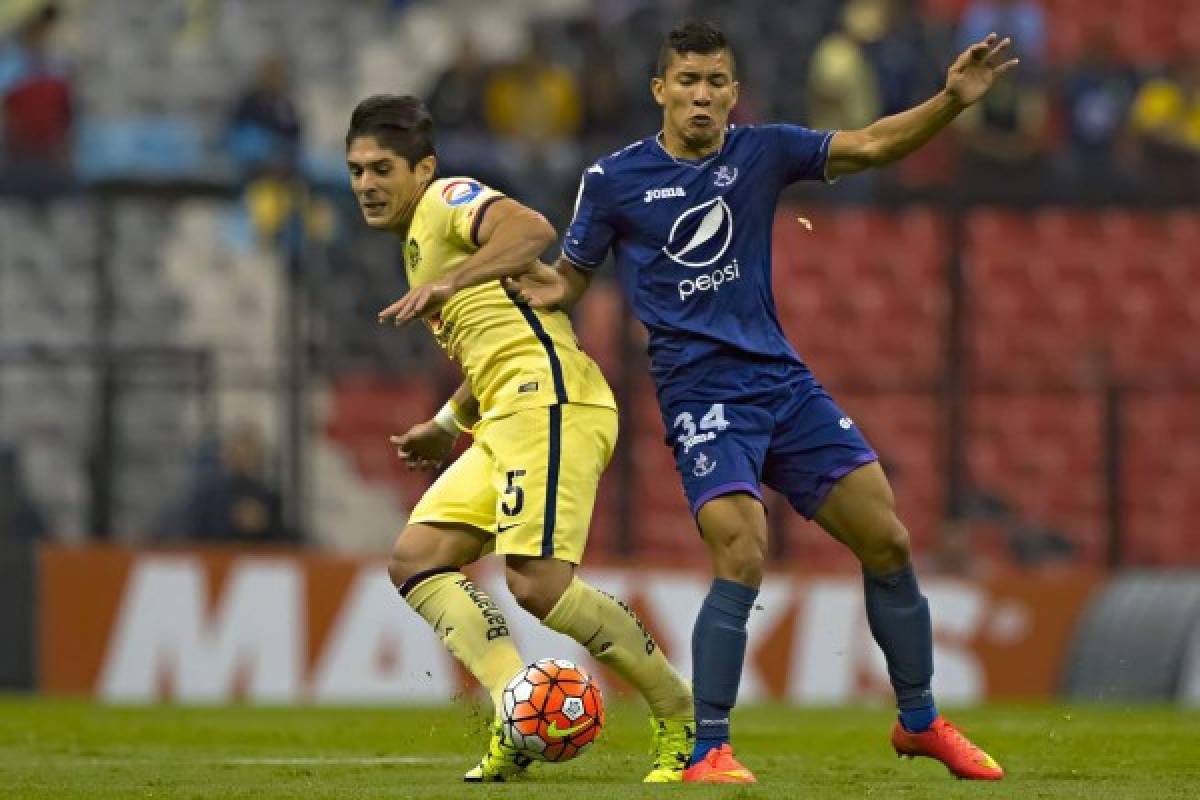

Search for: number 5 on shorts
xmin=501 ymin=469 xmax=526 ymax=517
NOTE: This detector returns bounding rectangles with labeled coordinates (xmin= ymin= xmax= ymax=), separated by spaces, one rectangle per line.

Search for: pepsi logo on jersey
xmin=662 ymin=197 xmax=743 ymax=302
xmin=662 ymin=197 xmax=733 ymax=268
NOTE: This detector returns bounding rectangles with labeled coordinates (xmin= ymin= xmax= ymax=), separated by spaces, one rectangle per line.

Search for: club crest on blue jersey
xmin=713 ymin=165 xmax=739 ymax=187
xmin=692 ymin=452 xmax=717 ymax=477
xmin=441 ymin=179 xmax=483 ymax=206
xmin=662 ymin=197 xmax=734 ymax=268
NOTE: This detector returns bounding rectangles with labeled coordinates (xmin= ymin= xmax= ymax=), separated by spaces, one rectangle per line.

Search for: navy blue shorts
xmin=660 ymin=380 xmax=878 ymax=519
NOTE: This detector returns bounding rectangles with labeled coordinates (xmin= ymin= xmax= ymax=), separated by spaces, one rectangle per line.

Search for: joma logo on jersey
xmin=644 ymin=187 xmax=686 ymax=203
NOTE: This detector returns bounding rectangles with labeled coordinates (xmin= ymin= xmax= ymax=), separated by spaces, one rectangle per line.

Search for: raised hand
xmin=945 ymin=33 xmax=1019 ymax=106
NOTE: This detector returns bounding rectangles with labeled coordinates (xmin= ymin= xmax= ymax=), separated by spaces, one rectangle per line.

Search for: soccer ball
xmin=500 ymin=658 xmax=604 ymax=762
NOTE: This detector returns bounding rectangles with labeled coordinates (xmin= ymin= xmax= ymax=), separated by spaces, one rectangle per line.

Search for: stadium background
xmin=1 ymin=0 xmax=1199 ymax=717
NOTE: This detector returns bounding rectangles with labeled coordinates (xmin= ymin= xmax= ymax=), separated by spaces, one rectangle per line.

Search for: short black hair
xmin=345 ymin=94 xmax=435 ymax=166
xmin=655 ymin=20 xmax=734 ymax=78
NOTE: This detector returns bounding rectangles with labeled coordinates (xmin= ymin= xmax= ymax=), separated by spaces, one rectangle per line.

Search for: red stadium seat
xmin=970 ymin=210 xmax=1200 ymax=387
xmin=965 ymin=393 xmax=1106 ymax=563
xmin=324 ymin=377 xmax=441 ymax=507
xmin=774 ymin=207 xmax=948 ymax=387
xmin=1122 ymin=394 xmax=1200 ymax=565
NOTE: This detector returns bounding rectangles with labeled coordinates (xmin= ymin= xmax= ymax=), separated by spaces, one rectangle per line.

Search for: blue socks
xmin=898 ymin=703 xmax=938 ymax=733
xmin=690 ymin=577 xmax=758 ymax=764
xmin=863 ymin=564 xmax=938 ymax=732
xmin=687 ymin=565 xmax=936 ymax=766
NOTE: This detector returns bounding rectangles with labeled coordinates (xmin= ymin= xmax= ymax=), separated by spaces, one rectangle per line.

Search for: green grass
xmin=1 ymin=699 xmax=1198 ymax=798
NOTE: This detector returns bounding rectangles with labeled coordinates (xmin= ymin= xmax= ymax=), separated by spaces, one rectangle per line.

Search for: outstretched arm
xmin=827 ymin=33 xmax=1018 ymax=179
xmin=379 ymin=198 xmax=556 ymax=325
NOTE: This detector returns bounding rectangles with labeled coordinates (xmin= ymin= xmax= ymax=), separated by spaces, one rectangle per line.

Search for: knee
xmin=707 ymin=528 xmax=767 ymax=587
xmin=860 ymin=518 xmax=912 ymax=574
xmin=386 ymin=549 xmax=414 ymax=591
xmin=504 ymin=570 xmax=562 ymax=620
xmin=387 ymin=534 xmax=430 ymax=590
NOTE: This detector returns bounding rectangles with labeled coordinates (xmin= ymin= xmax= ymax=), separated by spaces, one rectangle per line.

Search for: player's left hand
xmin=945 ymin=33 xmax=1019 ymax=106
xmin=378 ymin=280 xmax=456 ymax=326
xmin=390 ymin=420 xmax=456 ymax=471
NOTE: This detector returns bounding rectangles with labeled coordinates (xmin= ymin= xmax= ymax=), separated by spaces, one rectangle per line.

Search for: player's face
xmin=346 ymin=136 xmax=435 ymax=233
xmin=652 ymin=50 xmax=738 ymax=152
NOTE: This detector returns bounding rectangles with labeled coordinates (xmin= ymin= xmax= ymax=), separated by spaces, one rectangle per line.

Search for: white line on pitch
xmin=221 ymin=756 xmax=460 ymax=766
xmin=27 ymin=755 xmax=462 ymax=767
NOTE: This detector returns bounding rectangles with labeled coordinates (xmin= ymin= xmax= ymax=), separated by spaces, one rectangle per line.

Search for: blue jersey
xmin=562 ymin=124 xmax=833 ymax=404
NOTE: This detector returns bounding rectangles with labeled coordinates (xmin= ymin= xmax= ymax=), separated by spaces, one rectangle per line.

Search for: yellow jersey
xmin=404 ymin=177 xmax=615 ymax=419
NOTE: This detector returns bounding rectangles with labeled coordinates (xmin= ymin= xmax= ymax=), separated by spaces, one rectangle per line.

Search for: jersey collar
xmin=652 ymin=127 xmax=731 ymax=169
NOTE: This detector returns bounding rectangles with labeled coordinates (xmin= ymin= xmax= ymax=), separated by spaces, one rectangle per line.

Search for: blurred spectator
xmin=955 ymin=72 xmax=1049 ymax=198
xmin=227 ymin=53 xmax=303 ymax=181
xmin=807 ymin=0 xmax=884 ymax=132
xmin=570 ymin=17 xmax=629 ymax=149
xmin=1130 ymin=56 xmax=1200 ymax=194
xmin=0 ymin=1 xmax=72 ymax=195
xmin=423 ymin=37 xmax=503 ymax=187
xmin=482 ymin=30 xmax=583 ymax=216
xmin=0 ymin=444 xmax=46 ymax=541
xmin=427 ymin=37 xmax=487 ymax=135
xmin=181 ymin=425 xmax=295 ymax=545
xmin=937 ymin=488 xmax=1079 ymax=575
xmin=806 ymin=0 xmax=887 ymax=200
xmin=1057 ymin=29 xmax=1138 ymax=198
xmin=483 ymin=33 xmax=582 ymax=145
xmin=956 ymin=0 xmax=1045 ymax=71
xmin=864 ymin=0 xmax=941 ymax=117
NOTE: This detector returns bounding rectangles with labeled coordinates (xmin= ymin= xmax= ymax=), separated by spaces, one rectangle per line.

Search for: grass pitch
xmin=1 ymin=698 xmax=1197 ymax=798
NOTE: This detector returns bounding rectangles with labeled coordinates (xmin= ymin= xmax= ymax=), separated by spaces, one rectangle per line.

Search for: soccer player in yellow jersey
xmin=345 ymin=94 xmax=694 ymax=783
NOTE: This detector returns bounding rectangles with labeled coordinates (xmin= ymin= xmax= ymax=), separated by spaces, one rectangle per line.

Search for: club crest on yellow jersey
xmin=406 ymin=237 xmax=421 ymax=272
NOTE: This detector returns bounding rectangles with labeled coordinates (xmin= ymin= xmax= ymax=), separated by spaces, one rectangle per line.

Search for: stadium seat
xmin=966 ymin=393 xmax=1106 ymax=563
xmin=773 ymin=207 xmax=947 ymax=388
xmin=1122 ymin=394 xmax=1200 ymax=565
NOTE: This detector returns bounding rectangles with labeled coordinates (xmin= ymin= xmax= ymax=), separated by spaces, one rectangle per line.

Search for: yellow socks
xmin=402 ymin=570 xmax=525 ymax=712
xmin=403 ymin=570 xmax=692 ymax=720
xmin=543 ymin=577 xmax=692 ymax=719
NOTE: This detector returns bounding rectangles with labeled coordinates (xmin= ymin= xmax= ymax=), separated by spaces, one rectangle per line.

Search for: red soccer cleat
xmin=891 ymin=717 xmax=1004 ymax=780
xmin=681 ymin=744 xmax=757 ymax=784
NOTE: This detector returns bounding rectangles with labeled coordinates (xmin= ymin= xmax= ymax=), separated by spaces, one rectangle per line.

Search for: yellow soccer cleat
xmin=463 ymin=722 xmax=534 ymax=783
xmin=642 ymin=716 xmax=695 ymax=782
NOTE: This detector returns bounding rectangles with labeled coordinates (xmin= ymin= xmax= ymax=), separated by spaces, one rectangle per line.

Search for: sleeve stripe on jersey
xmin=819 ymin=130 xmax=838 ymax=184
xmin=506 ymin=292 xmax=569 ymax=405
xmin=560 ymin=245 xmax=600 ymax=271
xmin=540 ymin=404 xmax=562 ymax=558
xmin=470 ymin=195 xmax=504 ymax=247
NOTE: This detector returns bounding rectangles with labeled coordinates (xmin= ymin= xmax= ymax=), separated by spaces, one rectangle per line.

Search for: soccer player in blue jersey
xmin=509 ymin=21 xmax=1018 ymax=784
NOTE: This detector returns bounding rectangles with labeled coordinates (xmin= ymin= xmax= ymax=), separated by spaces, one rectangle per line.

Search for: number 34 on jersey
xmin=674 ymin=403 xmax=730 ymax=454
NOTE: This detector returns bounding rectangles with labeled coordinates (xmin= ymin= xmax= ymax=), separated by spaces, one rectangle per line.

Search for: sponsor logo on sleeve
xmin=441 ymin=179 xmax=483 ymax=207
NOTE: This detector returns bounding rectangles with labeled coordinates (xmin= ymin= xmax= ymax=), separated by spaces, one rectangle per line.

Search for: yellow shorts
xmin=408 ymin=404 xmax=617 ymax=564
